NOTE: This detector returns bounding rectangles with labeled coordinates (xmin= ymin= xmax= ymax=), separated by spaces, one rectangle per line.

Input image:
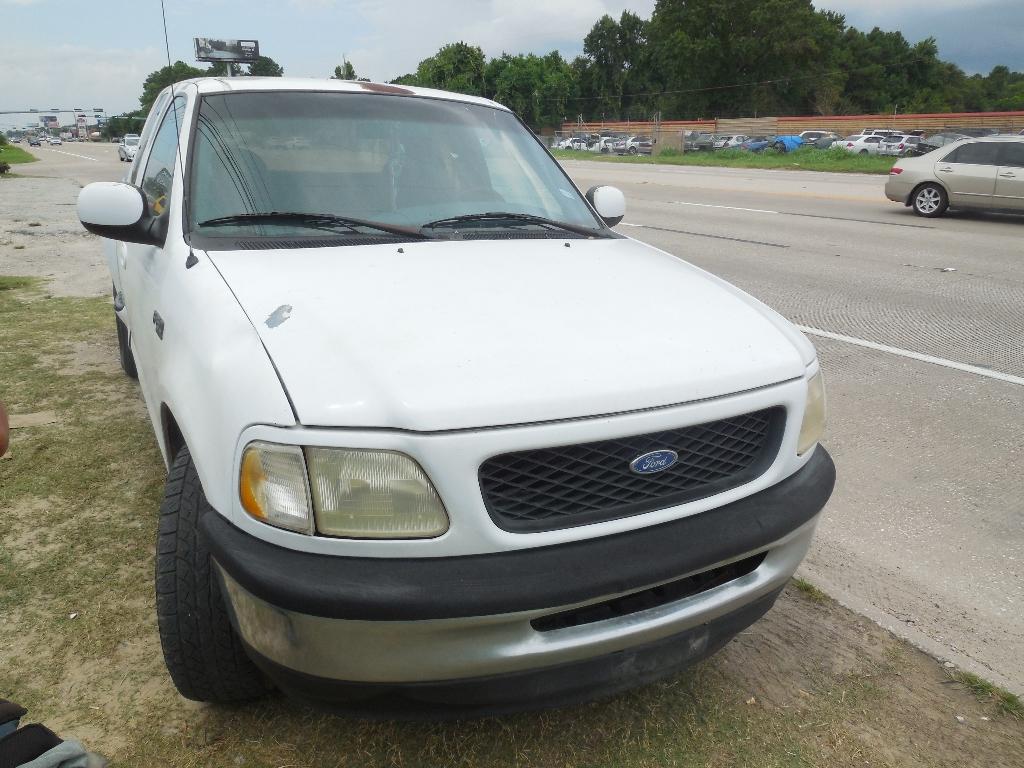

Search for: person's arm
xmin=0 ymin=401 xmax=8 ymax=457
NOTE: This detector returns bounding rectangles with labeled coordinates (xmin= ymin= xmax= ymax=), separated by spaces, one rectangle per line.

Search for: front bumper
xmin=205 ymin=447 xmax=834 ymax=701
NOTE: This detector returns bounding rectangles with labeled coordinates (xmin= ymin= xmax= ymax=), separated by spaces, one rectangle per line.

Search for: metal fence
xmin=550 ymin=110 xmax=1024 ymax=154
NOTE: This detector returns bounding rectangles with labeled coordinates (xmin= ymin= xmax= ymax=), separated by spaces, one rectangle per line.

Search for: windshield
xmin=189 ymin=91 xmax=603 ymax=240
xmin=125 ymin=137 xmax=139 ymax=146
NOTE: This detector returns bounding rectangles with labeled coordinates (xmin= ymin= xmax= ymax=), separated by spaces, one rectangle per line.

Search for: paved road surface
xmin=563 ymin=159 xmax=1024 ymax=693
xmin=15 ymin=141 xmax=126 ymax=185
xmin=14 ymin=146 xmax=1024 ymax=693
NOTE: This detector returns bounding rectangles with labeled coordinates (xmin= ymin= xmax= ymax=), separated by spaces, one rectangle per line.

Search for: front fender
xmin=149 ymin=249 xmax=295 ymax=518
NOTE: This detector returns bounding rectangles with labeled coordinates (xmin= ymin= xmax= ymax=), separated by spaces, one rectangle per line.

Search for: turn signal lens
xmin=797 ymin=371 xmax=827 ymax=456
xmin=305 ymin=448 xmax=449 ymax=539
xmin=239 ymin=442 xmax=313 ymax=533
xmin=890 ymin=167 xmax=903 ymax=175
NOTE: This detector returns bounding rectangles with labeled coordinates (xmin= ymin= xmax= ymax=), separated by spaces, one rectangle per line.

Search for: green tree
xmin=248 ymin=56 xmax=284 ymax=77
xmin=206 ymin=61 xmax=242 ymax=76
xmin=139 ymin=61 xmax=206 ymax=111
xmin=333 ymin=61 xmax=357 ymax=80
xmin=413 ymin=42 xmax=486 ymax=95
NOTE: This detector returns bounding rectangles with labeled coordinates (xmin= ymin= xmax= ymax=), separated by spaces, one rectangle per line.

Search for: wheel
xmin=628 ymin=147 xmax=638 ymax=155
xmin=115 ymin=314 xmax=138 ymax=379
xmin=156 ymin=445 xmax=271 ymax=702
xmin=859 ymin=149 xmax=868 ymax=155
xmin=911 ymin=183 xmax=948 ymax=218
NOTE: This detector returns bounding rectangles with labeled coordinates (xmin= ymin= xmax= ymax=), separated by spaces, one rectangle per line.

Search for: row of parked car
xmin=556 ymin=133 xmax=655 ymax=155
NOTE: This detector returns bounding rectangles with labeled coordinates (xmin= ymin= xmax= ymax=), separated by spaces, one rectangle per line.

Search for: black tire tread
xmin=156 ymin=446 xmax=269 ymax=702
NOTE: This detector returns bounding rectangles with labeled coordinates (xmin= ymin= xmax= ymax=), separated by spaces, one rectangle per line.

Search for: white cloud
xmin=0 ymin=44 xmax=164 ymax=128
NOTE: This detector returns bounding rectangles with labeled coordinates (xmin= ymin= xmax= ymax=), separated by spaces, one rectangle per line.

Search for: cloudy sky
xmin=2 ymin=0 xmax=1021 ymax=129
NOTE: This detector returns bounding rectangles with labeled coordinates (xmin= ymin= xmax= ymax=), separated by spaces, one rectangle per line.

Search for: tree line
xmin=118 ymin=0 xmax=1023 ymax=134
xmin=390 ymin=0 xmax=1024 ymax=127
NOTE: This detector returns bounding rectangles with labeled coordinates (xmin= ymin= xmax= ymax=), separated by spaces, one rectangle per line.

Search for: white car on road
xmin=77 ymin=77 xmax=834 ymax=712
xmin=118 ymin=134 xmax=140 ymax=162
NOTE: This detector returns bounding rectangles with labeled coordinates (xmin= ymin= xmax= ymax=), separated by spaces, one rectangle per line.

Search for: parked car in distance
xmin=878 ymin=135 xmax=921 ymax=156
xmin=76 ymin=77 xmax=834 ymax=713
xmin=770 ymin=135 xmax=804 ymax=153
xmin=683 ymin=131 xmax=714 ymax=152
xmin=814 ymin=136 xmax=843 ymax=150
xmin=713 ymin=135 xmax=749 ymax=150
xmin=557 ymin=136 xmax=589 ymax=151
xmin=740 ymin=136 xmax=773 ymax=152
xmin=118 ymin=134 xmax=140 ymax=162
xmin=844 ymin=135 xmax=885 ymax=154
xmin=48 ymin=137 xmax=62 ymax=146
xmin=798 ymin=130 xmax=839 ymax=144
xmin=886 ymin=136 xmax=1024 ymax=217
xmin=589 ymin=134 xmax=624 ymax=153
xmin=910 ymin=132 xmax=967 ymax=156
xmin=860 ymin=128 xmax=902 ymax=137
xmin=613 ymin=135 xmax=654 ymax=155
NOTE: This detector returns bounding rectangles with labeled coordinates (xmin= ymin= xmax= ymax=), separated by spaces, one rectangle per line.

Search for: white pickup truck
xmin=77 ymin=77 xmax=834 ymax=714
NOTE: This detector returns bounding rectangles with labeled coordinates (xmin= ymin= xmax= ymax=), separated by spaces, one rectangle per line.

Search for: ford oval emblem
xmin=630 ymin=450 xmax=679 ymax=475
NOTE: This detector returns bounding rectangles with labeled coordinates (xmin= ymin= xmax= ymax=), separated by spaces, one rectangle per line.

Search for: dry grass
xmin=2 ymin=277 xmax=1022 ymax=767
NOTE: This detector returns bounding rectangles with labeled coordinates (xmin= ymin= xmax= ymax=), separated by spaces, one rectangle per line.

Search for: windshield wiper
xmin=197 ymin=212 xmax=428 ymax=239
xmin=420 ymin=212 xmax=607 ymax=238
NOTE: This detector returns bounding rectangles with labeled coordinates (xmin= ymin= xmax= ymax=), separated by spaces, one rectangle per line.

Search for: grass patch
xmin=0 ymin=275 xmax=38 ymax=291
xmin=0 ymin=143 xmax=40 ymax=164
xmin=553 ymin=146 xmax=896 ymax=174
xmin=791 ymin=577 xmax=829 ymax=603
xmin=949 ymin=670 xmax=1023 ymax=719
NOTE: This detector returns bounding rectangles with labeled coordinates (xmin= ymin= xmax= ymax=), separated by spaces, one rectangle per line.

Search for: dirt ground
xmin=1 ymin=174 xmax=1021 ymax=766
xmin=0 ymin=174 xmax=110 ymax=297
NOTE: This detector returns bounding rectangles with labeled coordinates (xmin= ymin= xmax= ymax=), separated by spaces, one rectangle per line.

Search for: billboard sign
xmin=41 ymin=115 xmax=58 ymax=129
xmin=194 ymin=38 xmax=259 ymax=63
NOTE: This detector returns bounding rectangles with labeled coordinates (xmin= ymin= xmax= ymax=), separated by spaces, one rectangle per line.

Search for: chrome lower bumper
xmin=218 ymin=516 xmax=819 ymax=684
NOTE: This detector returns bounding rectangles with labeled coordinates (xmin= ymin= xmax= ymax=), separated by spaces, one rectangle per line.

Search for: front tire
xmin=156 ymin=445 xmax=270 ymax=703
xmin=911 ymin=183 xmax=948 ymax=218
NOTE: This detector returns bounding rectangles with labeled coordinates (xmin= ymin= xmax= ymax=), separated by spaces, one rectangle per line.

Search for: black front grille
xmin=531 ymin=552 xmax=766 ymax=632
xmin=479 ymin=408 xmax=784 ymax=532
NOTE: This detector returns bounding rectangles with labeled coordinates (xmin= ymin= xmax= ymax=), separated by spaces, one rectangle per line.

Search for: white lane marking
xmin=671 ymin=200 xmax=778 ymax=215
xmin=620 ymin=222 xmax=645 ymax=227
xmin=798 ymin=326 xmax=1024 ymax=387
xmin=44 ymin=148 xmax=99 ymax=162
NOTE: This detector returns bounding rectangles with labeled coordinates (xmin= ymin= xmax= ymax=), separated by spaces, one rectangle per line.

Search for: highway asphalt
xmin=14 ymin=143 xmax=1024 ymax=693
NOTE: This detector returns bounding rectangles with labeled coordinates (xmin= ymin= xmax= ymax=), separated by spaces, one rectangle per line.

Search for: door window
xmin=998 ymin=142 xmax=1024 ymax=168
xmin=129 ymin=91 xmax=171 ymax=185
xmin=140 ymin=97 xmax=186 ymax=217
xmin=942 ymin=142 xmax=1001 ymax=165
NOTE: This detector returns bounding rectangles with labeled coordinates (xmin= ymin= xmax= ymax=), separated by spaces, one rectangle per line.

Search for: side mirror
xmin=585 ymin=185 xmax=626 ymax=227
xmin=77 ymin=182 xmax=166 ymax=247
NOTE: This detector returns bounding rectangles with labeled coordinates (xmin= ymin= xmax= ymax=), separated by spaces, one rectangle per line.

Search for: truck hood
xmin=208 ymin=237 xmax=811 ymax=431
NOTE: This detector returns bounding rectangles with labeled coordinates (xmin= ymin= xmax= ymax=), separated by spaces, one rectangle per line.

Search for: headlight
xmin=305 ymin=448 xmax=449 ymax=539
xmin=797 ymin=370 xmax=827 ymax=455
xmin=239 ymin=442 xmax=313 ymax=533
